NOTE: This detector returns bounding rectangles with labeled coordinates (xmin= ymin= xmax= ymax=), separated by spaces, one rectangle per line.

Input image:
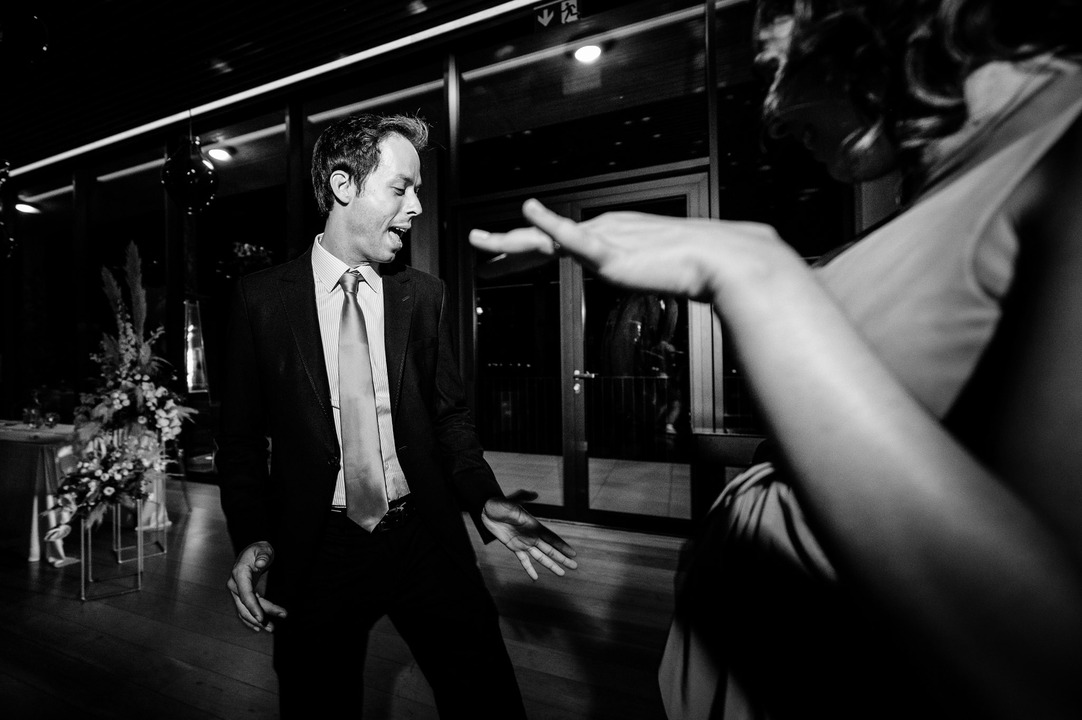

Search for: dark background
xmin=1 ymin=1 xmax=506 ymax=170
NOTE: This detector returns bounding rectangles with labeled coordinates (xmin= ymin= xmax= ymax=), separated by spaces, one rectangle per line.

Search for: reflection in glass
xmin=581 ymin=196 xmax=691 ymax=519
xmin=184 ymin=300 xmax=209 ymax=394
xmin=201 ymin=111 xmax=289 ymax=401
xmin=474 ymin=223 xmax=564 ymax=507
xmin=712 ymin=1 xmax=851 ymax=433
xmin=9 ymin=174 xmax=80 ymax=419
xmin=459 ymin=0 xmax=707 ymax=195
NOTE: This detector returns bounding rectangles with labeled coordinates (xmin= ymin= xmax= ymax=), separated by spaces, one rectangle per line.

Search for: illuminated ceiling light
xmin=574 ymin=45 xmax=602 ymax=64
xmin=18 ymin=2 xmax=615 ymax=178
xmin=207 ymin=146 xmax=236 ymax=162
xmin=15 ymin=202 xmax=41 ymax=214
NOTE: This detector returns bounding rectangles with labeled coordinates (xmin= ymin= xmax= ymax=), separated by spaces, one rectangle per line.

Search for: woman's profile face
xmin=758 ymin=15 xmax=896 ymax=183
xmin=774 ymin=63 xmax=889 ymax=182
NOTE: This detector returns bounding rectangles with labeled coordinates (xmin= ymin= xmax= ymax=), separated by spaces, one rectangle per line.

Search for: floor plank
xmin=0 ymin=481 xmax=683 ymax=719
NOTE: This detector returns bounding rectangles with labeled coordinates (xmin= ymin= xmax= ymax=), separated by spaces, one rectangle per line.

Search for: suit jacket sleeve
xmin=216 ymin=276 xmax=273 ymax=554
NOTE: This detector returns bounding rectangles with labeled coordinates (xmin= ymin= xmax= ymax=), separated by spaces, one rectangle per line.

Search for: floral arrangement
xmin=45 ymin=243 xmax=196 ymax=537
xmin=218 ymin=241 xmax=273 ymax=280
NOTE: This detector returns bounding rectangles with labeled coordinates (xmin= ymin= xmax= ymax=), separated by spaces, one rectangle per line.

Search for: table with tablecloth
xmin=0 ymin=421 xmax=78 ymax=566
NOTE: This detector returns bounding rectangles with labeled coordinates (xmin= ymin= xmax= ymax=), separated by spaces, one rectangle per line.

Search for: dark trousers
xmin=274 ymin=510 xmax=526 ymax=719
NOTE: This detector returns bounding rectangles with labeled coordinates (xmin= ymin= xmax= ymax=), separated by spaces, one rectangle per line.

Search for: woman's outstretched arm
xmin=470 ymin=189 xmax=1082 ymax=717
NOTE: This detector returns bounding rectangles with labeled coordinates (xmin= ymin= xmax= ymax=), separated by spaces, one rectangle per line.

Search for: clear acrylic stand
xmin=80 ymin=500 xmax=144 ymax=601
xmin=113 ymin=491 xmax=167 ymax=562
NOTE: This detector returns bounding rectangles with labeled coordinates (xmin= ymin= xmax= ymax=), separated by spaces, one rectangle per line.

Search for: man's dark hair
xmin=310 ymin=113 xmax=430 ymax=217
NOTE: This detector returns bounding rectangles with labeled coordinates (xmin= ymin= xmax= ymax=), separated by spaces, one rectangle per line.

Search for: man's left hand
xmin=482 ymin=492 xmax=578 ymax=580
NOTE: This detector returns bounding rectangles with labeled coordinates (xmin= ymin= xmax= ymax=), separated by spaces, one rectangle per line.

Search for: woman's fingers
xmin=521 ymin=199 xmax=579 ymax=243
xmin=469 ymin=225 xmax=555 ymax=255
xmin=469 ymin=199 xmax=598 ymax=262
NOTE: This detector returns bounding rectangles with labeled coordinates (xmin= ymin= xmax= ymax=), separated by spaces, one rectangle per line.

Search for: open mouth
xmin=389 ymin=226 xmax=409 ymax=239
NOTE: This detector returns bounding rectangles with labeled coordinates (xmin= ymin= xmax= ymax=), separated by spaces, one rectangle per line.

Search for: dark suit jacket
xmin=216 ymin=247 xmax=502 ymax=610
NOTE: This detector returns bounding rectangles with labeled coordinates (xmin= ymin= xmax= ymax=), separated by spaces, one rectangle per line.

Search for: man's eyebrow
xmin=392 ymin=173 xmax=421 ymax=191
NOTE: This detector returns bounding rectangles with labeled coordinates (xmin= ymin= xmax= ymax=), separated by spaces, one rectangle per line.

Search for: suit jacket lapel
xmin=278 ymin=250 xmax=336 ymax=435
xmin=382 ymin=266 xmax=413 ymax=420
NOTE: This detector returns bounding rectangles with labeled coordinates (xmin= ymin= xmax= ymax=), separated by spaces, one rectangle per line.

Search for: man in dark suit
xmin=216 ymin=113 xmax=577 ymax=719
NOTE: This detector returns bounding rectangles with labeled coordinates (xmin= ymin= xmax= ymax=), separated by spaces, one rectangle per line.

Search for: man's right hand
xmin=227 ymin=541 xmax=288 ymax=632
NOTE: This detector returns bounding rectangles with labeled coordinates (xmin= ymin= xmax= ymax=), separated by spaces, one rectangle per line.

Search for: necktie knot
xmin=340 ymin=269 xmax=362 ymax=295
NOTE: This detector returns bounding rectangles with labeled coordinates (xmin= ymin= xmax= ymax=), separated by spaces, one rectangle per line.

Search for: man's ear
xmin=329 ymin=170 xmax=354 ymax=207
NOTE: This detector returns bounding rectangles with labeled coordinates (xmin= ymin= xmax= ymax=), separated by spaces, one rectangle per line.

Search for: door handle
xmin=572 ymin=369 xmax=596 ymax=395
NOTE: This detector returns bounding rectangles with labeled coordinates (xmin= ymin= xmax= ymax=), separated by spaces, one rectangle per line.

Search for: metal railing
xmin=476 ymin=374 xmax=691 ymax=462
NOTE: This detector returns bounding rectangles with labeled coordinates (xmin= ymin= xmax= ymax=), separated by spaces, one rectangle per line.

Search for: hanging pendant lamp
xmin=161 ymin=132 xmax=218 ymax=215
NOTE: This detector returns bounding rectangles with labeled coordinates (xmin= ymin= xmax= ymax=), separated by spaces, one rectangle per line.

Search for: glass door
xmin=572 ymin=188 xmax=699 ymax=526
xmin=466 ymin=175 xmax=707 ymax=532
xmin=471 ymin=203 xmax=571 ymax=508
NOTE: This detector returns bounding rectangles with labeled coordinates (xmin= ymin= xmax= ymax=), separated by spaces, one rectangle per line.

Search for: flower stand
xmin=114 ymin=475 xmax=168 ymax=563
xmin=57 ymin=243 xmax=197 ymax=600
xmin=79 ymin=500 xmax=144 ymax=601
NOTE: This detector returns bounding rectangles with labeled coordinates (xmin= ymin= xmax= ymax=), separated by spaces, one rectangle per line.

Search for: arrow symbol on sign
xmin=538 ymin=8 xmax=553 ymax=26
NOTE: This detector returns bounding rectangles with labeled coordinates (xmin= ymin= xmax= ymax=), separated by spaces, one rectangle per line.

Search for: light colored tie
xmin=338 ymin=270 xmax=388 ymax=531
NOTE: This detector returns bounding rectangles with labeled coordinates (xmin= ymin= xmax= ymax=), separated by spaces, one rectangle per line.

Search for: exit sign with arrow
xmin=533 ymin=0 xmax=580 ymax=29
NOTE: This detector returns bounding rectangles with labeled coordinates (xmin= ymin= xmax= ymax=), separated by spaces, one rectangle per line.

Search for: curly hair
xmin=758 ymin=0 xmax=1082 ymax=195
xmin=310 ymin=113 xmax=430 ymax=217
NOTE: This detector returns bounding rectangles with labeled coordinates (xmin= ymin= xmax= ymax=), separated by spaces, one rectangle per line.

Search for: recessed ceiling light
xmin=208 ymin=147 xmax=235 ymax=162
xmin=574 ymin=45 xmax=602 ymax=64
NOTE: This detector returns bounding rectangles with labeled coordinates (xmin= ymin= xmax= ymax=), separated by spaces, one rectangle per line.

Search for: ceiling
xmin=0 ymin=0 xmax=509 ymax=175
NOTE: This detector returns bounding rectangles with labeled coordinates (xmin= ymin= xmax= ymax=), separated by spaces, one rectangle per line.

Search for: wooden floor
xmin=0 ymin=480 xmax=685 ymax=719
xmin=484 ymin=451 xmax=692 ymax=519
